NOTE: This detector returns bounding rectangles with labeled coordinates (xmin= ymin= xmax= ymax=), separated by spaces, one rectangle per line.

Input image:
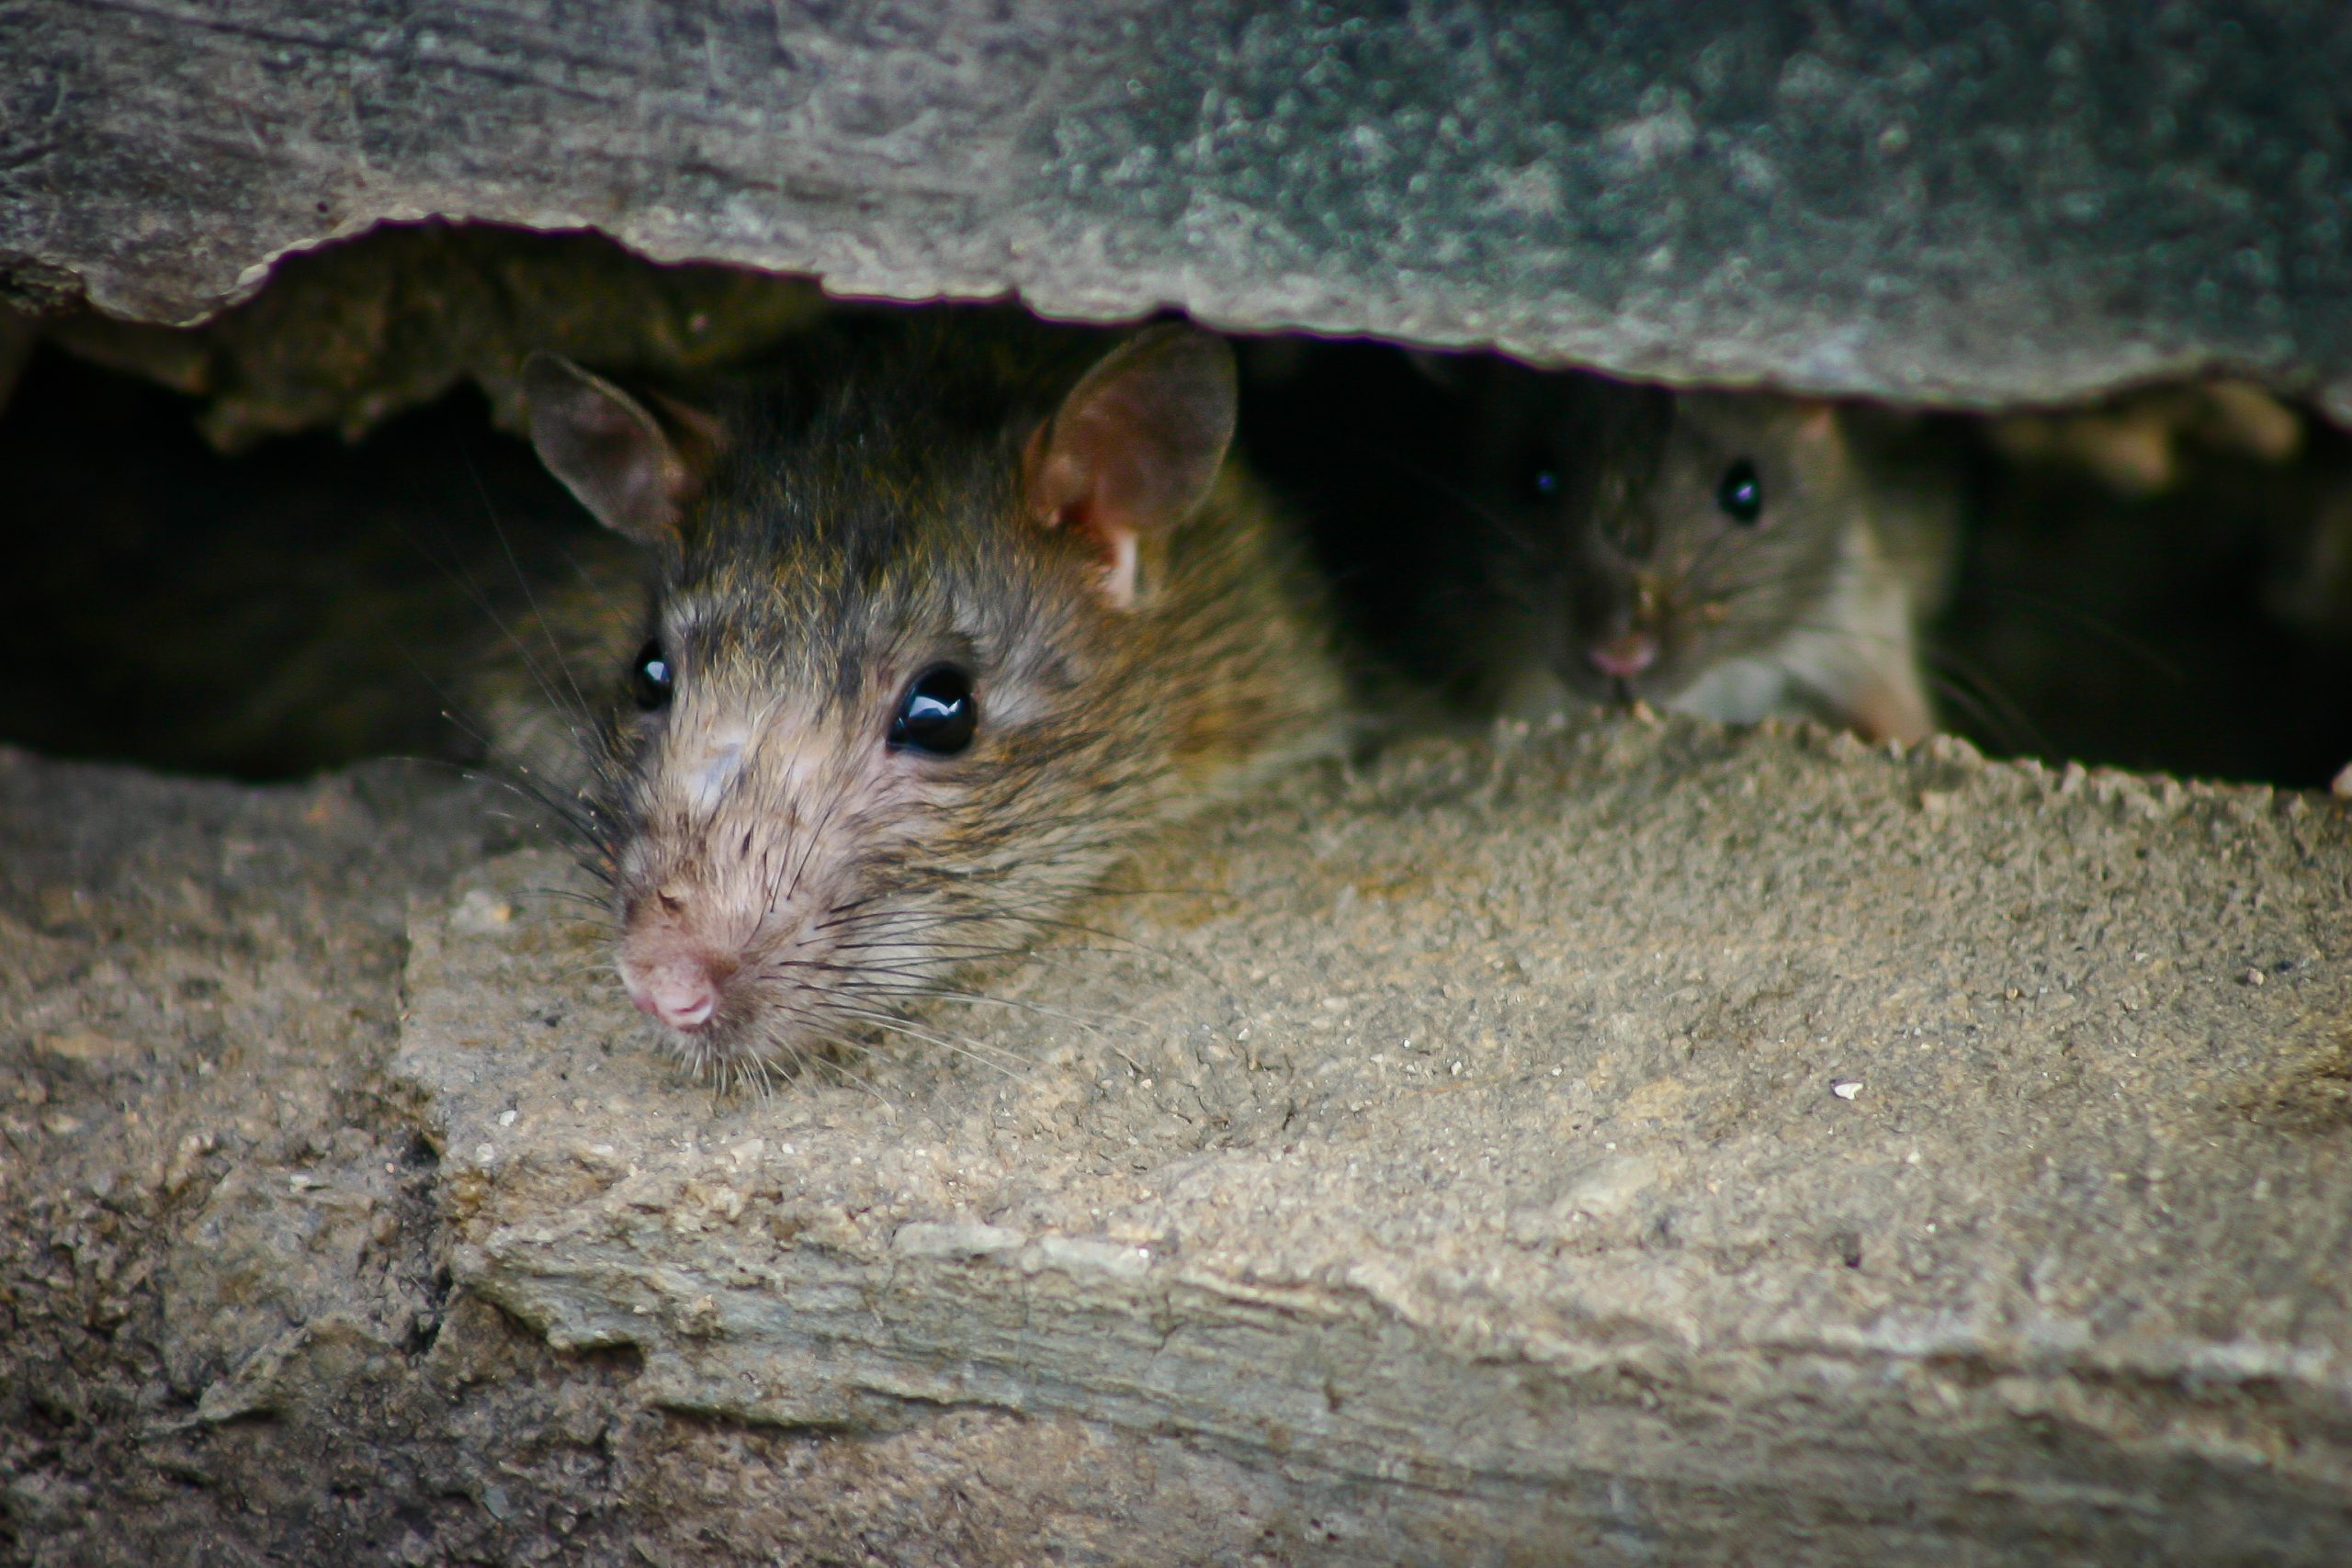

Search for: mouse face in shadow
xmin=1469 ymin=369 xmax=1854 ymax=709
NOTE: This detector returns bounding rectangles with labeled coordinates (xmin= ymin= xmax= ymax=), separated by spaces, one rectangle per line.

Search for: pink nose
xmin=1587 ymin=631 xmax=1658 ymax=680
xmin=628 ymin=957 xmax=718 ymax=1032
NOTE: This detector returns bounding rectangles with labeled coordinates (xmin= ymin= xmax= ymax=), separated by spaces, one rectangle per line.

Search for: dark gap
xmin=1238 ymin=340 xmax=2352 ymax=791
xmin=3 ymin=331 xmax=2348 ymax=788
xmin=0 ymin=344 xmax=604 ymax=780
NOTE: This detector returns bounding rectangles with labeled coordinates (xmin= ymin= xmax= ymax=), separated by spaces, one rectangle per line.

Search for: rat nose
xmin=628 ymin=955 xmax=718 ymax=1032
xmin=1587 ymin=631 xmax=1658 ymax=680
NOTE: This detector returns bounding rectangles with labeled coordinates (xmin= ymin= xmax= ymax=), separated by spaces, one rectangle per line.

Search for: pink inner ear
xmin=1023 ymin=328 xmax=1237 ymax=607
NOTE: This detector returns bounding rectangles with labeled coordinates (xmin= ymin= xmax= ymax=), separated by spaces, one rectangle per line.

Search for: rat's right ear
xmin=523 ymin=354 xmax=718 ymax=547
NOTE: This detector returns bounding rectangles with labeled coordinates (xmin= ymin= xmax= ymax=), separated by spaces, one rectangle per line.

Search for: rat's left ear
xmin=1790 ymin=400 xmax=1844 ymax=445
xmin=1022 ymin=325 xmax=1238 ymax=609
xmin=523 ymin=354 xmax=723 ymax=548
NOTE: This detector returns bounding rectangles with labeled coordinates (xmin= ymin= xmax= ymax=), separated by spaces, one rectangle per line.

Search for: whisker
xmin=460 ymin=446 xmax=600 ymax=732
xmin=818 ymin=1003 xmax=1032 ymax=1077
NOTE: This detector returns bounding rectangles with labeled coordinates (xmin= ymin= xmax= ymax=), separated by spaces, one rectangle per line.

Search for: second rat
xmin=502 ymin=312 xmax=1345 ymax=1084
xmin=1430 ymin=362 xmax=1958 ymax=743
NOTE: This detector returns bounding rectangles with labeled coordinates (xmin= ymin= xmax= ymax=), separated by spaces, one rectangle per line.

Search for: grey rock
xmin=2 ymin=3 xmax=2347 ymax=412
xmin=31 ymin=225 xmax=826 ymax=449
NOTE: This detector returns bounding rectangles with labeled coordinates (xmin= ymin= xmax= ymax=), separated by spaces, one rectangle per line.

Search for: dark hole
xmin=0 ymin=344 xmax=604 ymax=780
xmin=1238 ymin=340 xmax=2352 ymax=790
xmin=3 ymin=327 xmax=2349 ymax=789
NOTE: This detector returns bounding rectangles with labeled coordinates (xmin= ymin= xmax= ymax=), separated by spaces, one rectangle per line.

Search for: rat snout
xmin=1586 ymin=629 xmax=1659 ymax=680
xmin=617 ymin=886 xmax=741 ymax=1035
xmin=628 ymin=955 xmax=718 ymax=1031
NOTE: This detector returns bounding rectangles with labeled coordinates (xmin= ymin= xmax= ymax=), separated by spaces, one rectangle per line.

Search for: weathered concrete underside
xmin=4 ymin=3 xmax=2349 ymax=412
xmin=4 ymin=719 xmax=2349 ymax=1563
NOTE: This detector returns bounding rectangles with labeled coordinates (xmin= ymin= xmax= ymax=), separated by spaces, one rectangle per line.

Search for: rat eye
xmin=630 ymin=639 xmax=674 ymax=711
xmin=1519 ymin=451 xmax=1563 ymax=503
xmin=889 ymin=664 xmax=978 ymax=755
xmin=1716 ymin=459 xmax=1764 ymax=525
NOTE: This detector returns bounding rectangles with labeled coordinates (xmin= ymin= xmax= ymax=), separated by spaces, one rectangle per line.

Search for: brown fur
xmin=1445 ymin=365 xmax=1957 ymax=743
xmin=502 ymin=312 xmax=1343 ymax=1083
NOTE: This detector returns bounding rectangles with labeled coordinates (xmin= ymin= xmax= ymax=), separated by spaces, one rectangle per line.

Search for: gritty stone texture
xmin=5 ymin=716 xmax=2352 ymax=1563
xmin=34 ymin=224 xmax=824 ymax=450
xmin=3 ymin=4 xmax=2349 ymax=412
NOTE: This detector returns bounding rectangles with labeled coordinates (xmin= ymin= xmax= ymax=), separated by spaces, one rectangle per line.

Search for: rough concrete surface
xmin=34 ymin=226 xmax=825 ymax=450
xmin=4 ymin=4 xmax=2350 ymax=411
xmin=4 ymin=715 xmax=2351 ymax=1563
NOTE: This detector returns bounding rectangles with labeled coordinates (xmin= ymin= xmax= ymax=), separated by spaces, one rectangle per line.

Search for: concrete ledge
xmin=377 ymin=716 xmax=2352 ymax=1562
xmin=5 ymin=720 xmax=2349 ymax=1561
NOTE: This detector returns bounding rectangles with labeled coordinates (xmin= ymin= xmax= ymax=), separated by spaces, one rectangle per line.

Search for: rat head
xmin=523 ymin=321 xmax=1247 ymax=1082
xmin=1469 ymin=367 xmax=1855 ymax=708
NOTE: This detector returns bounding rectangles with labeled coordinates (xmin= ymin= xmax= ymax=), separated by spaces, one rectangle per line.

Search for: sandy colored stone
xmin=4 ymin=718 xmax=2352 ymax=1562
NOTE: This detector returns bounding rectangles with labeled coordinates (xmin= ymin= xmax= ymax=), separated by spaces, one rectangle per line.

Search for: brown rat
xmin=503 ymin=312 xmax=1344 ymax=1084
xmin=1441 ymin=362 xmax=1956 ymax=744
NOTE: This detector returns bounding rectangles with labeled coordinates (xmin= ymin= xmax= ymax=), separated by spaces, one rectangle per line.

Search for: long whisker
xmin=817 ymin=1002 xmax=1032 ymax=1077
xmin=820 ymin=973 xmax=1150 ymax=1036
xmin=460 ymin=446 xmax=600 ymax=730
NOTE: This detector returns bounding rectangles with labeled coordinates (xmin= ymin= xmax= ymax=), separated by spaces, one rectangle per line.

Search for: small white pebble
xmin=497 ymin=1109 xmax=518 ymax=1127
xmin=2333 ymin=761 xmax=2352 ymax=798
xmin=1832 ymin=1080 xmax=1862 ymax=1100
xmin=474 ymin=1143 xmax=495 ymax=1163
xmin=2243 ymin=968 xmax=2266 ymax=987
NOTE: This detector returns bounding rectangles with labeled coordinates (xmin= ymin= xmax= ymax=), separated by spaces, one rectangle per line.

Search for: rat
xmin=501 ymin=312 xmax=1345 ymax=1084
xmin=1430 ymin=361 xmax=1958 ymax=744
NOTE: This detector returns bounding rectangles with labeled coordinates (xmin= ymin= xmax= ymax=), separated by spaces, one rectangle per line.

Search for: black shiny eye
xmin=630 ymin=639 xmax=674 ymax=711
xmin=1518 ymin=447 xmax=1564 ymax=504
xmin=889 ymin=664 xmax=978 ymax=755
xmin=1716 ymin=458 xmax=1764 ymax=525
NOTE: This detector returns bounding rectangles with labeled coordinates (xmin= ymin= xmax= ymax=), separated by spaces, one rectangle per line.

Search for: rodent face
xmin=594 ymin=455 xmax=1133 ymax=1078
xmin=525 ymin=321 xmax=1312 ymax=1084
xmin=1476 ymin=370 xmax=1853 ymax=708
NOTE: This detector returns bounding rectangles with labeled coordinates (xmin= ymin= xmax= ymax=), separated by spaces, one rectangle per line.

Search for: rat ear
xmin=523 ymin=353 xmax=718 ymax=547
xmin=1404 ymin=348 xmax=1471 ymax=392
xmin=1023 ymin=325 xmax=1237 ymax=609
xmin=1789 ymin=400 xmax=1844 ymax=445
